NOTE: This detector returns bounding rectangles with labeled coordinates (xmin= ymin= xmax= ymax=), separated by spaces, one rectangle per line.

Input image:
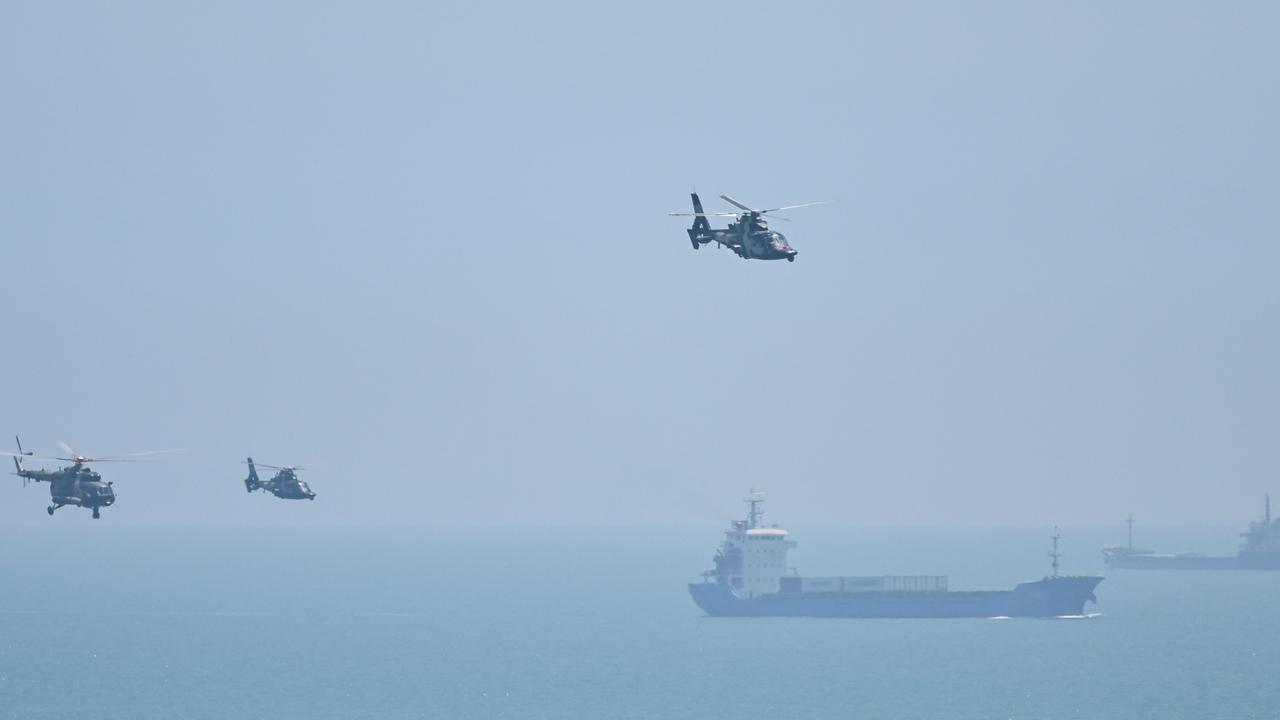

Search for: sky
xmin=1 ymin=1 xmax=1277 ymax=527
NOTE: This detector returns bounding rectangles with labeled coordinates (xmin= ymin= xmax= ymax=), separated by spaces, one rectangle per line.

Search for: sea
xmin=2 ymin=524 xmax=1278 ymax=719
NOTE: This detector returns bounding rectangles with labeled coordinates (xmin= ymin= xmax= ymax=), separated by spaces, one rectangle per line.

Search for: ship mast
xmin=744 ymin=489 xmax=765 ymax=529
xmin=1049 ymin=526 xmax=1061 ymax=578
xmin=1127 ymin=514 xmax=1134 ymax=550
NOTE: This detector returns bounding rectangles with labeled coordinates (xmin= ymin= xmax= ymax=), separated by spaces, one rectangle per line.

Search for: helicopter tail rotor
xmin=12 ymin=436 xmax=32 ymax=485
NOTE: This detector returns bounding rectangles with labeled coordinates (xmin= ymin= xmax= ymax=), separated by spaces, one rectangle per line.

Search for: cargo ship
xmin=689 ymin=491 xmax=1102 ymax=618
xmin=1103 ymin=495 xmax=1280 ymax=570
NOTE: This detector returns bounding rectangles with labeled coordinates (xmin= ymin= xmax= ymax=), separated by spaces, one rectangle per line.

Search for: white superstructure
xmin=708 ymin=490 xmax=797 ymax=597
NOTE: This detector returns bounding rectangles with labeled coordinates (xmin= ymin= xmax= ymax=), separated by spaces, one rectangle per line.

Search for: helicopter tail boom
xmin=687 ymin=193 xmax=713 ymax=248
xmin=11 ymin=436 xmax=31 ymax=478
xmin=244 ymin=457 xmax=261 ymax=493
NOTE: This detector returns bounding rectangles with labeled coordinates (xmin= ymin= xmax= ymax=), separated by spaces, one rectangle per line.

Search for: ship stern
xmin=688 ymin=581 xmax=747 ymax=617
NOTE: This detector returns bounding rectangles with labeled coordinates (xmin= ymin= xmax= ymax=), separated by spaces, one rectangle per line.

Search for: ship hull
xmin=689 ymin=576 xmax=1102 ymax=619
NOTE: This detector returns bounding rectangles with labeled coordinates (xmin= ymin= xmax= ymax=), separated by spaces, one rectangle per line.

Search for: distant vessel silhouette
xmin=1103 ymin=495 xmax=1280 ymax=570
xmin=689 ymin=491 xmax=1102 ymax=618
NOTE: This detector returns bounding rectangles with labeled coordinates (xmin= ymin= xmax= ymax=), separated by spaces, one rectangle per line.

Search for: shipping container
xmin=797 ymin=575 xmax=949 ymax=594
xmin=839 ymin=576 xmax=886 ymax=592
xmin=878 ymin=575 xmax=948 ymax=593
xmin=799 ymin=577 xmax=844 ymax=593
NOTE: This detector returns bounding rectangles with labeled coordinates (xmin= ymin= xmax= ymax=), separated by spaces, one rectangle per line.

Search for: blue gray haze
xmin=2 ymin=1 xmax=1279 ymax=718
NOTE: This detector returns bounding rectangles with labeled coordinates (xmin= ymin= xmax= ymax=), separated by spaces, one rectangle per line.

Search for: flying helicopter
xmin=2 ymin=437 xmax=181 ymax=519
xmin=243 ymin=458 xmax=315 ymax=500
xmin=669 ymin=193 xmax=828 ymax=261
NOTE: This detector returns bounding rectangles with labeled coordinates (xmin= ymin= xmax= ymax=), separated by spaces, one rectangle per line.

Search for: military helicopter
xmin=670 ymin=193 xmax=828 ymax=261
xmin=243 ymin=458 xmax=316 ymax=500
xmin=2 ymin=437 xmax=180 ymax=518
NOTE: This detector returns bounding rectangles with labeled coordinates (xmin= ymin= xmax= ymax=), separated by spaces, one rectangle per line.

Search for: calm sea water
xmin=1 ymin=525 xmax=1277 ymax=719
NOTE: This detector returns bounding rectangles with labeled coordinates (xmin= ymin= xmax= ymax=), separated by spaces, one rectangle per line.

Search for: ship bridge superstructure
xmin=1240 ymin=494 xmax=1279 ymax=559
xmin=706 ymin=490 xmax=796 ymax=598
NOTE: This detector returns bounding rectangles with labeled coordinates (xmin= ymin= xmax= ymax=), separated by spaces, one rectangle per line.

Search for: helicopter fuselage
xmin=696 ymin=224 xmax=797 ymax=261
xmin=680 ymin=194 xmax=800 ymax=262
xmin=19 ymin=463 xmax=115 ymax=518
xmin=261 ymin=474 xmax=316 ymax=500
xmin=244 ymin=458 xmax=315 ymax=500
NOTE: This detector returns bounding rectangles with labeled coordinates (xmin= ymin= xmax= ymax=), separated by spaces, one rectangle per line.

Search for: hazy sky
xmin=2 ymin=1 xmax=1277 ymax=527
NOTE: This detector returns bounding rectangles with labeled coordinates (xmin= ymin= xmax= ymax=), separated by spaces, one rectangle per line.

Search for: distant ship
xmin=689 ymin=491 xmax=1102 ymax=618
xmin=1103 ymin=495 xmax=1280 ymax=570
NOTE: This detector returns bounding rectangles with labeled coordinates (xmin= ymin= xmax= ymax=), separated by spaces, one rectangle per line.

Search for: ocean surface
xmin=1 ymin=524 xmax=1277 ymax=719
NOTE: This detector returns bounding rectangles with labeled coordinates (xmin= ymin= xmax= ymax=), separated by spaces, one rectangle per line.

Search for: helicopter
xmin=669 ymin=193 xmax=828 ymax=262
xmin=243 ymin=458 xmax=315 ymax=500
xmin=1 ymin=437 xmax=180 ymax=519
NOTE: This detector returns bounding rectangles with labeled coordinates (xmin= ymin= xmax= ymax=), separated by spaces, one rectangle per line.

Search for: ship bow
xmin=1010 ymin=576 xmax=1104 ymax=617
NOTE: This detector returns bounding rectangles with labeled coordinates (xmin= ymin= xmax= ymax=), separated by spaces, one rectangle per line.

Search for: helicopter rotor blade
xmin=719 ymin=195 xmax=755 ymax=213
xmin=715 ymin=195 xmax=830 ymax=216
xmin=0 ymin=450 xmax=63 ymax=463
xmin=244 ymin=461 xmax=309 ymax=471
xmin=760 ymin=201 xmax=830 ymax=213
xmin=668 ymin=211 xmax=738 ymax=218
xmin=94 ymin=449 xmax=184 ymax=461
xmin=48 ymin=443 xmax=184 ymax=463
xmin=125 ymin=448 xmax=185 ymax=457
